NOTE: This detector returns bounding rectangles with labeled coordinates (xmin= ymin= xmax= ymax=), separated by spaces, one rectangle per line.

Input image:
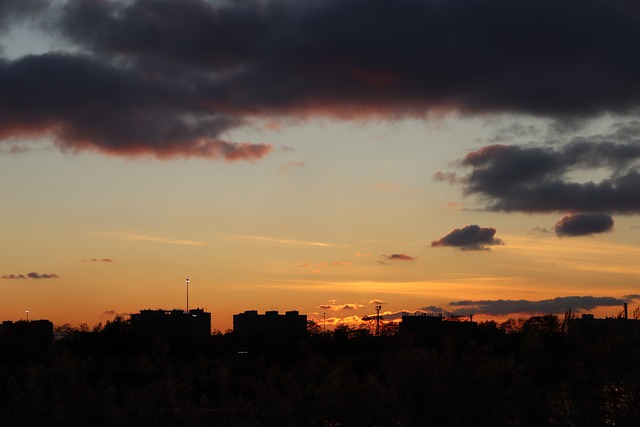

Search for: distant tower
xmin=323 ymin=312 xmax=326 ymax=333
xmin=185 ymin=278 xmax=190 ymax=314
xmin=375 ymin=305 xmax=382 ymax=336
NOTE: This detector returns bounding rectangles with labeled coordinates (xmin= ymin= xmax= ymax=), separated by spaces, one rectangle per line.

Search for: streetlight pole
xmin=25 ymin=310 xmax=29 ymax=322
xmin=375 ymin=305 xmax=382 ymax=336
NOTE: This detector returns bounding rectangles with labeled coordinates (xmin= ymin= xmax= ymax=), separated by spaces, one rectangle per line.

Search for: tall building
xmin=0 ymin=319 xmax=53 ymax=362
xmin=131 ymin=308 xmax=211 ymax=342
xmin=233 ymin=310 xmax=307 ymax=344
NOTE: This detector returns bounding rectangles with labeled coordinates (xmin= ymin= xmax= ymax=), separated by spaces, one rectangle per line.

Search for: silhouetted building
xmin=399 ymin=312 xmax=477 ymax=342
xmin=233 ymin=310 xmax=307 ymax=344
xmin=399 ymin=312 xmax=444 ymax=340
xmin=568 ymin=313 xmax=640 ymax=338
xmin=131 ymin=308 xmax=211 ymax=342
xmin=0 ymin=319 xmax=53 ymax=362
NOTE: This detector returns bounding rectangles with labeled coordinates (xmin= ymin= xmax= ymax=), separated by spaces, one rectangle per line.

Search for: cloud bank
xmin=442 ymin=123 xmax=640 ymax=214
xmin=445 ymin=295 xmax=637 ymax=316
xmin=2 ymin=0 xmax=640 ymax=159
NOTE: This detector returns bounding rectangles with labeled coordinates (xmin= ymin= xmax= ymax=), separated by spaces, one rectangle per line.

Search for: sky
xmin=2 ymin=0 xmax=640 ymax=331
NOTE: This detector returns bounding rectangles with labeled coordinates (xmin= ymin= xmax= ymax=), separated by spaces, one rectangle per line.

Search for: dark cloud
xmin=554 ymin=213 xmax=614 ymax=237
xmin=0 ymin=0 xmax=48 ymax=32
xmin=443 ymin=123 xmax=640 ymax=214
xmin=0 ymin=53 xmax=272 ymax=161
xmin=27 ymin=272 xmax=60 ymax=279
xmin=383 ymin=253 xmax=416 ymax=261
xmin=2 ymin=272 xmax=59 ymax=279
xmin=431 ymin=225 xmax=503 ymax=251
xmin=101 ymin=310 xmax=118 ymax=318
xmin=55 ymin=0 xmax=640 ymax=118
xmin=446 ymin=296 xmax=635 ymax=316
xmin=1 ymin=0 xmax=640 ymax=158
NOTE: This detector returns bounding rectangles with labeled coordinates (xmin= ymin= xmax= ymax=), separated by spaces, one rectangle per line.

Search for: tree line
xmin=1 ymin=314 xmax=639 ymax=426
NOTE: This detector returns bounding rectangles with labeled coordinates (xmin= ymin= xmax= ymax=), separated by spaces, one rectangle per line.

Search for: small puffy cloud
xmin=3 ymin=272 xmax=60 ymax=279
xmin=369 ymin=299 xmax=386 ymax=305
xmin=27 ymin=272 xmax=60 ymax=279
xmin=383 ymin=253 xmax=416 ymax=261
xmin=355 ymin=251 xmax=371 ymax=257
xmin=554 ymin=213 xmax=614 ymax=237
xmin=431 ymin=225 xmax=503 ymax=251
xmin=82 ymin=258 xmax=114 ymax=263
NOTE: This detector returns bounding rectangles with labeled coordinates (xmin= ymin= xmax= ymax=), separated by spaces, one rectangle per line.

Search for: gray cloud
xmin=0 ymin=0 xmax=48 ymax=33
xmin=440 ymin=123 xmax=640 ymax=214
xmin=554 ymin=213 xmax=614 ymax=237
xmin=431 ymin=225 xmax=503 ymax=251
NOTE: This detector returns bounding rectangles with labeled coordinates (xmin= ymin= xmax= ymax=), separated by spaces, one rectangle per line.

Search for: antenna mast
xmin=375 ymin=305 xmax=382 ymax=336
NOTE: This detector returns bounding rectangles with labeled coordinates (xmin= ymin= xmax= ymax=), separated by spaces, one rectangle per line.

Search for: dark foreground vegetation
xmin=1 ymin=315 xmax=640 ymax=426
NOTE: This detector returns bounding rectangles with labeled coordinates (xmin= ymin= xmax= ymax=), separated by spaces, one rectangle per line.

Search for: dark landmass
xmin=1 ymin=314 xmax=639 ymax=426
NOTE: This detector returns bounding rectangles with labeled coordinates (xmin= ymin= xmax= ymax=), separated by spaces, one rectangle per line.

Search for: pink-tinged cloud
xmin=318 ymin=303 xmax=365 ymax=311
xmin=311 ymin=269 xmax=321 ymax=275
xmin=66 ymin=137 xmax=273 ymax=162
xmin=331 ymin=261 xmax=352 ymax=267
xmin=355 ymin=251 xmax=371 ymax=257
xmin=383 ymin=253 xmax=416 ymax=261
xmin=3 ymin=272 xmax=60 ymax=279
xmin=433 ymin=171 xmax=459 ymax=185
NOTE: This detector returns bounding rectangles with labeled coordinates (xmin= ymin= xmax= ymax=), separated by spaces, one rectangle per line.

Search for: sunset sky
xmin=2 ymin=0 xmax=640 ymax=331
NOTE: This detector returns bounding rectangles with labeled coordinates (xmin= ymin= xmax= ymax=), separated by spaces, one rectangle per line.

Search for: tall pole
xmin=323 ymin=312 xmax=326 ymax=333
xmin=375 ymin=305 xmax=381 ymax=336
xmin=185 ymin=278 xmax=189 ymax=314
xmin=25 ymin=310 xmax=29 ymax=322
